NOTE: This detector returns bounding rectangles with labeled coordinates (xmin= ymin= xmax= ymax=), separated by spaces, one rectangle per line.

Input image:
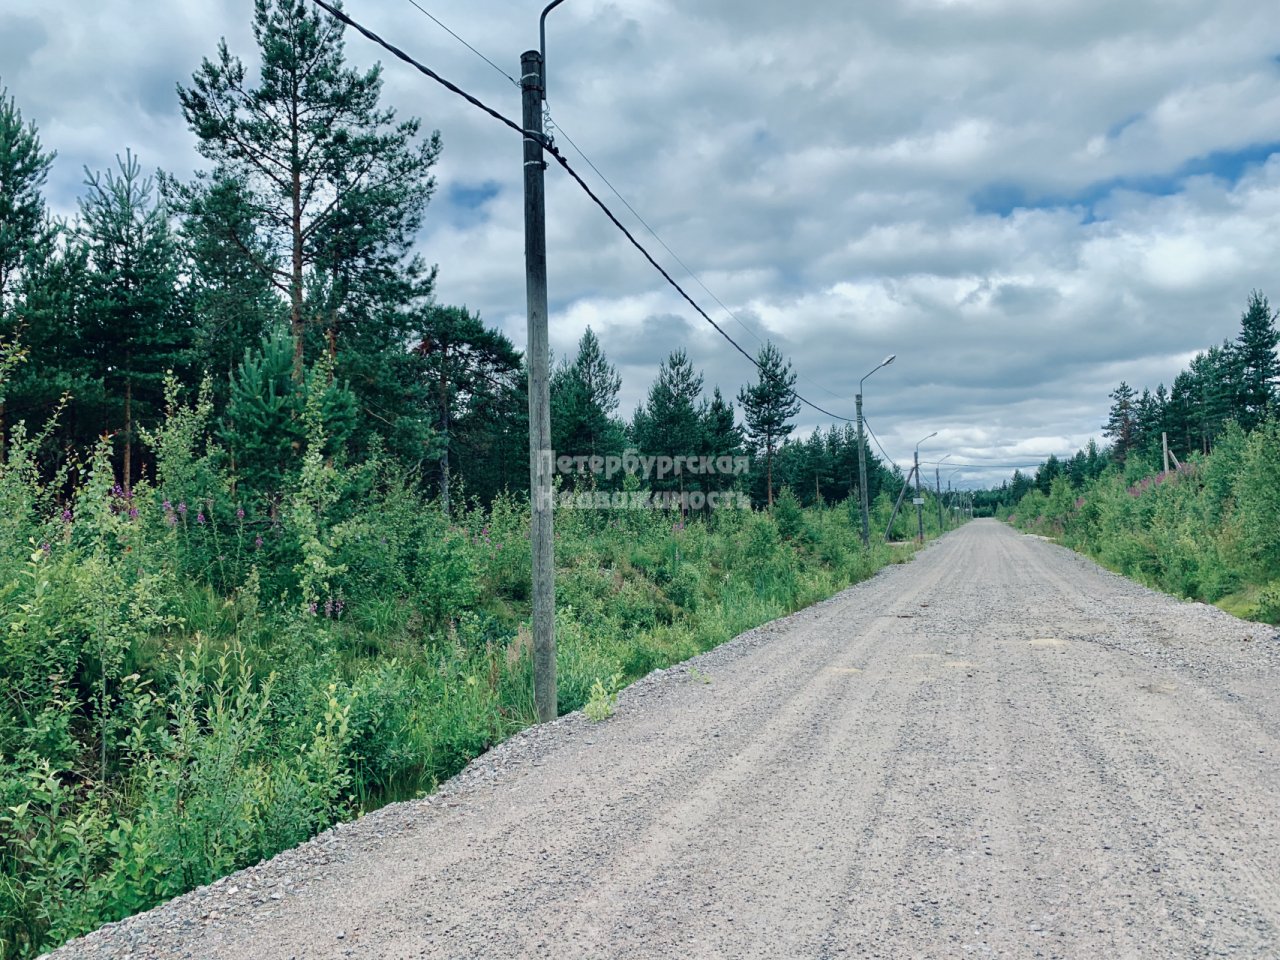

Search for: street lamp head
xmin=861 ymin=352 xmax=897 ymax=390
xmin=915 ymin=431 xmax=937 ymax=453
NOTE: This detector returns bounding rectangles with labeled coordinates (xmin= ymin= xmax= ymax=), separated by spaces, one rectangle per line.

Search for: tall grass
xmin=1004 ymin=420 xmax=1280 ymax=623
xmin=0 ymin=375 xmax=917 ymax=958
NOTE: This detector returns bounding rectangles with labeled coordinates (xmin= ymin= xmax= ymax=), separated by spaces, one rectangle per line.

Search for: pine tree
xmin=177 ymin=0 xmax=441 ymax=379
xmin=0 ymin=85 xmax=56 ymax=460
xmin=1103 ymin=381 xmax=1138 ymax=466
xmin=737 ymin=342 xmax=800 ymax=506
xmin=415 ymin=305 xmax=521 ymax=511
xmin=78 ymin=152 xmax=185 ymax=488
xmin=1234 ymin=290 xmax=1279 ymax=431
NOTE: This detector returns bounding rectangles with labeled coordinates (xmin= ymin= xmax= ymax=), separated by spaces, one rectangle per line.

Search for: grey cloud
xmin=7 ymin=0 xmax=1280 ymax=487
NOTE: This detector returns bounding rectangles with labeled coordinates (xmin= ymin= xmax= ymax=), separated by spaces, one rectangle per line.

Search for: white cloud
xmin=5 ymin=0 xmax=1280 ymax=488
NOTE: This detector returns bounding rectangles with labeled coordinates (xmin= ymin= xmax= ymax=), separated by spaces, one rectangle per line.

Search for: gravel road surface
xmin=51 ymin=519 xmax=1280 ymax=959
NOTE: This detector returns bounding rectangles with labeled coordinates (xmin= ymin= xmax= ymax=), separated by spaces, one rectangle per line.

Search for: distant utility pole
xmin=913 ymin=432 xmax=936 ymax=544
xmin=934 ymin=453 xmax=951 ymax=532
xmin=521 ymin=48 xmax=556 ymax=723
xmin=856 ymin=354 xmax=895 ymax=547
xmin=915 ymin=448 xmax=924 ymax=543
xmin=935 ymin=464 xmax=944 ymax=531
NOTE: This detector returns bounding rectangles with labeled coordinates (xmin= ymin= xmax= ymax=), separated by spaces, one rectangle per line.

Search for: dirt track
xmin=53 ymin=519 xmax=1280 ymax=959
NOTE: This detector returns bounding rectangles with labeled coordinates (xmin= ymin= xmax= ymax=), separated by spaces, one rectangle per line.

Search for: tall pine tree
xmin=738 ymin=342 xmax=800 ymax=506
xmin=176 ymin=0 xmax=441 ymax=382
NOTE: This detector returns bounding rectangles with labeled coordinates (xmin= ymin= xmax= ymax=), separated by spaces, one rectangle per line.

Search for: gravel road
xmin=51 ymin=519 xmax=1280 ymax=959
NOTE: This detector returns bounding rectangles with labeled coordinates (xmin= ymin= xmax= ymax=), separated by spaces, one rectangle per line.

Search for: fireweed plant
xmin=0 ymin=360 xmax=919 ymax=958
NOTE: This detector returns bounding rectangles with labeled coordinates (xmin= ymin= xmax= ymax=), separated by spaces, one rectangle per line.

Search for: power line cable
xmin=401 ymin=0 xmax=519 ymax=87
xmin=860 ymin=415 xmax=901 ymax=472
xmin=548 ymin=112 xmax=854 ymax=405
xmin=309 ymin=0 xmax=526 ymax=136
xmin=305 ymin=0 xmax=855 ymax=423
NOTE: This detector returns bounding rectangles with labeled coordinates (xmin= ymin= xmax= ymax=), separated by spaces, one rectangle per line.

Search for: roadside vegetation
xmin=999 ymin=292 xmax=1280 ymax=624
xmin=0 ymin=4 xmax=963 ymax=955
xmin=0 ymin=374 xmax=918 ymax=956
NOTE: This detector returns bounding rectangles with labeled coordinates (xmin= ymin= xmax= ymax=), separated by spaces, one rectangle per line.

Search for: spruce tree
xmin=176 ymin=173 xmax=283 ymax=403
xmin=1234 ymin=290 xmax=1279 ymax=431
xmin=634 ymin=350 xmax=706 ymax=493
xmin=737 ymin=342 xmax=800 ymax=506
xmin=416 ymin=305 xmax=522 ymax=511
xmin=78 ymin=152 xmax=185 ymax=488
xmin=0 ymin=85 xmax=56 ymax=460
xmin=0 ymin=86 xmax=54 ymax=312
xmin=551 ymin=327 xmax=623 ymax=464
xmin=701 ymin=386 xmax=741 ymax=496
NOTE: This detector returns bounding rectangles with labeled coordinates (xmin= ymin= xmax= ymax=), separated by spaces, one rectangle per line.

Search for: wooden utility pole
xmin=914 ymin=448 xmax=925 ymax=543
xmin=1162 ymin=431 xmax=1170 ymax=474
xmin=935 ymin=463 xmax=944 ymax=532
xmin=521 ymin=50 xmax=556 ymax=723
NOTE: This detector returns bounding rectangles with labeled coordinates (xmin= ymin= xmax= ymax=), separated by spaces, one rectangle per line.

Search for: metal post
xmin=856 ymin=392 xmax=870 ymax=546
xmin=521 ymin=50 xmax=556 ymax=723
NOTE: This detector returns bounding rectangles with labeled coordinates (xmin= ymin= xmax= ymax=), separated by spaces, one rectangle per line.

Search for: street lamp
xmin=913 ymin=431 xmax=937 ymax=543
xmin=856 ymin=354 xmax=895 ymax=546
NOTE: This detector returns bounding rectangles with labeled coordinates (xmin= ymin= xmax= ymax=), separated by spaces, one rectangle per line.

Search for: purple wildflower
xmin=40 ymin=542 xmax=51 ymax=554
xmin=236 ymin=507 xmax=245 ymax=520
xmin=196 ymin=512 xmax=206 ymax=525
xmin=308 ymin=602 xmax=318 ymax=616
xmin=128 ymin=507 xmax=139 ymax=519
xmin=162 ymin=500 xmax=172 ymax=512
xmin=254 ymin=535 xmax=264 ymax=549
xmin=177 ymin=502 xmax=187 ymax=515
xmin=61 ymin=508 xmax=73 ymax=523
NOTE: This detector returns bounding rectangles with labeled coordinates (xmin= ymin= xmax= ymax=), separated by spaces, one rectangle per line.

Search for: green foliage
xmin=1006 ymin=417 xmax=1280 ymax=620
xmin=583 ymin=673 xmax=623 ymax=722
xmin=772 ymin=485 xmax=805 ymax=540
xmin=737 ymin=341 xmax=800 ymax=504
xmin=0 ymin=365 xmax=919 ymax=956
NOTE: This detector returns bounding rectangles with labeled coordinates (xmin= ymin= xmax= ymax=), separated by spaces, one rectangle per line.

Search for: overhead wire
xmin=547 ymin=113 xmax=854 ymax=406
xmin=305 ymin=0 xmax=856 ymax=423
xmin=401 ymin=0 xmax=519 ymax=87
xmin=859 ymin=415 xmax=901 ymax=473
xmin=396 ymin=0 xmax=854 ymax=408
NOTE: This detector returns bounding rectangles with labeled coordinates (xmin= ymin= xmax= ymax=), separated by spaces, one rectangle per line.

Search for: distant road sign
xmin=912 ymin=497 xmax=925 ymax=505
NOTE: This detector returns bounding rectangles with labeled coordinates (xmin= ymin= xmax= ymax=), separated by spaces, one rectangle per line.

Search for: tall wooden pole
xmin=914 ymin=449 xmax=924 ymax=543
xmin=856 ymin=392 xmax=870 ymax=546
xmin=521 ymin=51 xmax=556 ymax=723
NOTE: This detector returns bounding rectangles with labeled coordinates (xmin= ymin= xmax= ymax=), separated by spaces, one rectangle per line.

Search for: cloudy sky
xmin=4 ymin=0 xmax=1280 ymax=486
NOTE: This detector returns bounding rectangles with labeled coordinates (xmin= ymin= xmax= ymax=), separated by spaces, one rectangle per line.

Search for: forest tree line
xmin=0 ymin=0 xmax=897 ymax=519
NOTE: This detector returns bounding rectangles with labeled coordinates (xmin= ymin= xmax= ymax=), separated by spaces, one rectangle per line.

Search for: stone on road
xmin=53 ymin=520 xmax=1280 ymax=959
